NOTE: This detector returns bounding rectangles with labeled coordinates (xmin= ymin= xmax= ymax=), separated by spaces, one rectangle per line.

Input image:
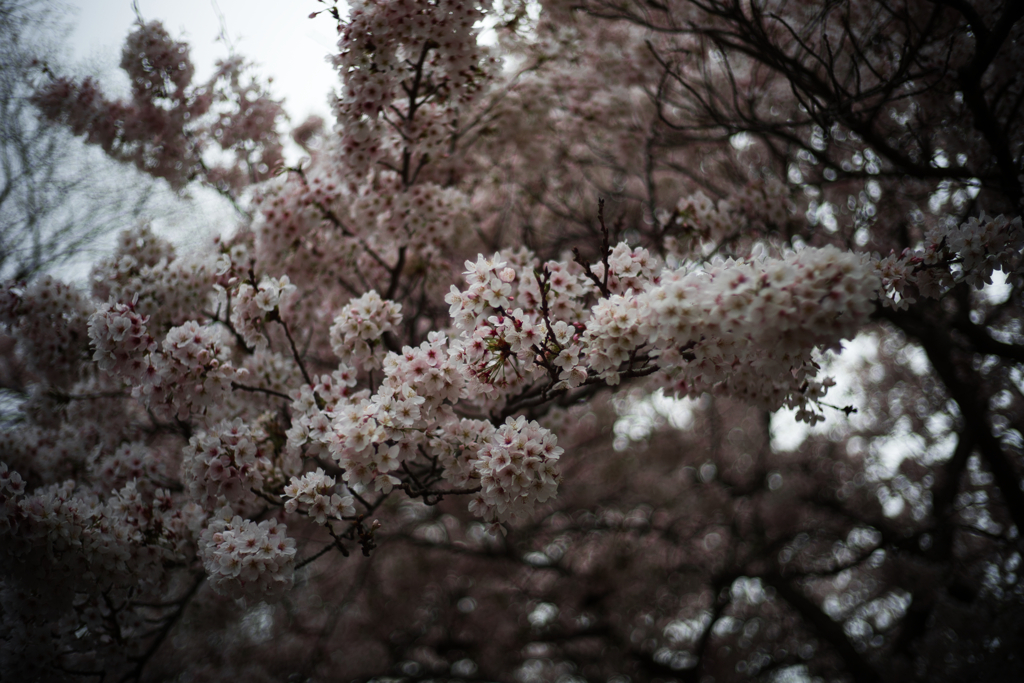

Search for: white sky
xmin=69 ymin=0 xmax=340 ymax=123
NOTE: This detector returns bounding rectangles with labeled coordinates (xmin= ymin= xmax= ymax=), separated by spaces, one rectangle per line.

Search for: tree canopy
xmin=2 ymin=1 xmax=1023 ymax=681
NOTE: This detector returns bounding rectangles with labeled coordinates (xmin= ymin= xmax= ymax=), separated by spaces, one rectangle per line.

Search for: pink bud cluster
xmin=182 ymin=419 xmax=270 ymax=509
xmin=199 ymin=509 xmax=296 ymax=599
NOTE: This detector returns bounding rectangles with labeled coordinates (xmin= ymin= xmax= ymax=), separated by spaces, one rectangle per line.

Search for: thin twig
xmin=231 ymin=381 xmax=291 ymax=402
xmin=270 ymin=312 xmax=313 ymax=387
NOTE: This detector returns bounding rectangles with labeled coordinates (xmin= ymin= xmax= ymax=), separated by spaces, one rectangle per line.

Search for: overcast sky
xmin=69 ymin=0 xmax=340 ymax=123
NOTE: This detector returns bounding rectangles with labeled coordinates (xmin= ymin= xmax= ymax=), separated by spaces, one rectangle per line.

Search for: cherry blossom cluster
xmin=90 ymin=440 xmax=158 ymax=496
xmin=244 ymin=158 xmax=365 ymax=300
xmin=88 ymin=297 xmax=156 ymax=377
xmin=461 ymin=416 xmax=562 ymax=527
xmin=446 ymin=258 xmax=607 ymax=396
xmin=446 ymin=246 xmax=659 ymax=366
xmin=91 ymin=225 xmax=176 ymax=298
xmin=0 ymin=470 xmax=201 ymax=682
xmin=664 ymin=179 xmax=793 ymax=257
xmin=182 ymin=419 xmax=270 ymax=510
xmin=874 ymin=213 xmax=1024 ymax=308
xmin=732 ymin=177 xmax=793 ymax=232
xmin=334 ymin=0 xmax=494 ymax=118
xmin=0 ymin=462 xmax=27 ymax=498
xmin=150 ymin=321 xmax=239 ymax=419
xmin=328 ymin=385 xmax=427 ymax=493
xmin=443 ymin=242 xmax=877 ymax=422
xmin=285 ymin=369 xmax=358 ymax=459
xmin=445 ymin=249 xmax=633 ymax=401
xmin=332 ymin=0 xmax=496 ymax=176
xmin=428 ymin=415 xmax=563 ymax=528
xmin=90 ymin=303 xmax=240 ymax=420
xmin=282 ymin=468 xmax=356 ymax=525
xmin=330 ymin=290 xmax=403 ymax=370
xmin=90 ymin=225 xmax=215 ymax=332
xmin=318 ymin=333 xmax=464 ymax=495
xmin=641 ymin=245 xmax=877 ymax=413
xmin=592 ymin=243 xmax=659 ymax=295
xmin=668 ymin=190 xmax=733 ymax=248
xmin=380 ymin=332 xmax=465 ymax=415
xmin=0 ymin=275 xmax=90 ymax=387
xmin=0 ymin=470 xmax=194 ymax=598
xmin=431 ymin=417 xmax=495 ymax=489
xmin=946 ymin=213 xmax=1024 ymax=287
xmin=453 ymin=309 xmax=551 ymax=395
xmin=204 ymin=55 xmax=287 ymax=186
xmin=350 ymin=179 xmax=470 ymax=251
xmin=580 ymin=292 xmax=645 ymax=386
xmin=2 ymin=419 xmax=118 ymax=486
xmin=198 ymin=509 xmax=296 ymax=599
xmin=32 ymin=21 xmax=285 ymax=194
xmin=875 ymin=251 xmax=926 ymax=309
xmin=6 ymin=3 xmax=1024 ymax=677
xmin=239 ymin=347 xmax=302 ymax=398
xmin=516 ymin=256 xmax=588 ymax=321
xmin=29 ymin=22 xmax=205 ymax=190
xmin=228 ymin=275 xmax=297 ymax=352
xmin=446 ymin=252 xmax=518 ymax=329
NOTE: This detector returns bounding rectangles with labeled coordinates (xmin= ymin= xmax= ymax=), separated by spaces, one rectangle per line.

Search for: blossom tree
xmin=2 ymin=1 xmax=1023 ymax=681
